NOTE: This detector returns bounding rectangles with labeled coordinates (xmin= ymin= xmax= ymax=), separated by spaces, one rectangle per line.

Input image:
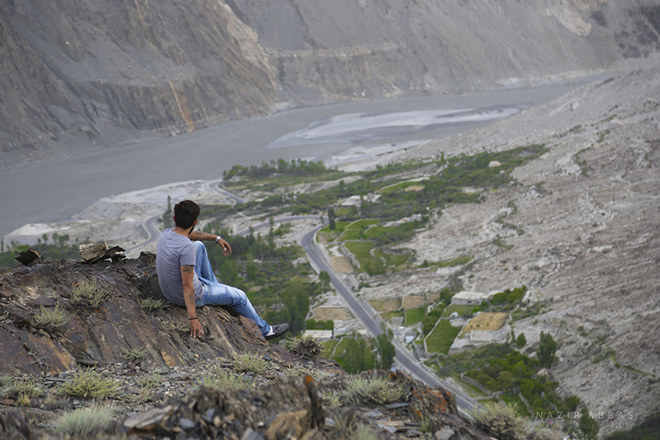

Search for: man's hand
xmin=190 ymin=318 xmax=204 ymax=338
xmin=216 ymin=237 xmax=232 ymax=256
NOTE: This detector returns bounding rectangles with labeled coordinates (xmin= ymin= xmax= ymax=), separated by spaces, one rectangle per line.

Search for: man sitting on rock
xmin=156 ymin=199 xmax=290 ymax=340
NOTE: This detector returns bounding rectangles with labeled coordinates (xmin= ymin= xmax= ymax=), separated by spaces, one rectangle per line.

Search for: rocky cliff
xmin=0 ymin=254 xmax=492 ymax=440
xmin=0 ymin=252 xmax=301 ymax=376
xmin=2 ymin=0 xmax=660 ymax=169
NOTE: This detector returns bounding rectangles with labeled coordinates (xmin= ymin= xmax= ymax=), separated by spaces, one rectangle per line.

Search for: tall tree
xmin=538 ymin=331 xmax=558 ymax=368
xmin=328 ymin=207 xmax=336 ymax=230
xmin=319 ymin=271 xmax=331 ymax=293
xmin=579 ymin=407 xmax=600 ymax=440
xmin=374 ymin=330 xmax=396 ymax=370
xmin=344 ymin=337 xmax=368 ymax=374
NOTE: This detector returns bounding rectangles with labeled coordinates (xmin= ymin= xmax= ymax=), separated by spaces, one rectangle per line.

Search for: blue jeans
xmin=192 ymin=241 xmax=270 ymax=336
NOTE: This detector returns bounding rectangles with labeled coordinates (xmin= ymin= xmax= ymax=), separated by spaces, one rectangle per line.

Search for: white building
xmin=303 ymin=330 xmax=333 ymax=341
xmin=451 ymin=291 xmax=493 ymax=305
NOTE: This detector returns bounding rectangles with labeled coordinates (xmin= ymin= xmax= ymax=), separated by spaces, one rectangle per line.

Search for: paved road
xmin=127 ymin=184 xmax=478 ymax=413
xmin=126 ymin=215 xmax=161 ymax=254
xmin=300 ymin=227 xmax=478 ymax=414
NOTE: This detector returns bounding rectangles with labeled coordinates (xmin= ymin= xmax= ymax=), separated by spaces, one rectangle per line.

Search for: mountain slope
xmin=1 ymin=0 xmax=660 ymax=168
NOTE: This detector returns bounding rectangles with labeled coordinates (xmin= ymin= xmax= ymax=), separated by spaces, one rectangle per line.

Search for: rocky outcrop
xmin=0 ymin=253 xmax=299 ymax=376
xmin=2 ymin=0 xmax=660 ymax=169
xmin=0 ymin=253 xmax=493 ymax=440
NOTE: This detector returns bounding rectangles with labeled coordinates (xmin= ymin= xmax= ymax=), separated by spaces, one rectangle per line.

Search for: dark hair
xmin=173 ymin=200 xmax=200 ymax=229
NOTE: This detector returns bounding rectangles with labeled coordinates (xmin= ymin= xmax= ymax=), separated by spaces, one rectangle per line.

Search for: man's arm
xmin=181 ymin=265 xmax=204 ymax=338
xmin=188 ymin=231 xmax=231 ymax=256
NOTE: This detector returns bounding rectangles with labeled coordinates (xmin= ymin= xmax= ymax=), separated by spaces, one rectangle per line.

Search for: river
xmin=0 ymin=82 xmax=583 ymax=239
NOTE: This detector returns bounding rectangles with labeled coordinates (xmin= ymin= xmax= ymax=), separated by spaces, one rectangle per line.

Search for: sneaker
xmin=265 ymin=323 xmax=290 ymax=340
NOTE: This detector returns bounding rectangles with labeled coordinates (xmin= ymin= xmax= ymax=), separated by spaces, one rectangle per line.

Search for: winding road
xmin=301 ymin=227 xmax=477 ymax=414
xmin=128 ymin=183 xmax=477 ymax=414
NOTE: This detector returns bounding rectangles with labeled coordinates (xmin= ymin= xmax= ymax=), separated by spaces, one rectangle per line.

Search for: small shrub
xmin=348 ymin=425 xmax=377 ymax=440
xmin=58 ymin=369 xmax=119 ymax=399
xmin=54 ymin=404 xmax=116 ymax=437
xmin=199 ymin=369 xmax=250 ymax=392
xmin=135 ymin=373 xmax=162 ymax=390
xmin=70 ymin=280 xmax=109 ymax=309
xmin=120 ymin=346 xmax=147 ymax=362
xmin=321 ymin=391 xmax=341 ymax=409
xmin=233 ymin=352 xmax=268 ymax=374
xmin=137 ymin=296 xmax=165 ymax=312
xmin=286 ymin=335 xmax=323 ymax=360
xmin=471 ymin=402 xmax=528 ymax=440
xmin=43 ymin=394 xmax=70 ymax=411
xmin=131 ymin=373 xmax=163 ymax=402
xmin=2 ymin=379 xmax=43 ymax=405
xmin=160 ymin=317 xmax=190 ymax=334
xmin=0 ymin=376 xmax=12 ymax=387
xmin=419 ymin=415 xmax=434 ymax=433
xmin=343 ymin=375 xmax=404 ymax=405
xmin=31 ymin=304 xmax=71 ymax=331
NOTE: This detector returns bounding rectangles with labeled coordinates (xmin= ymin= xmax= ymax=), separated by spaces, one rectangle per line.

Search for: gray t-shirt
xmin=156 ymin=229 xmax=204 ymax=307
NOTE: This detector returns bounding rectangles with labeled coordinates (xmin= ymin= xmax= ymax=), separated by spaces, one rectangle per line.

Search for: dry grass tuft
xmin=54 ymin=404 xmax=116 ymax=437
xmin=31 ymin=304 xmax=71 ymax=331
xmin=70 ymin=280 xmax=109 ymax=309
xmin=58 ymin=369 xmax=119 ymax=399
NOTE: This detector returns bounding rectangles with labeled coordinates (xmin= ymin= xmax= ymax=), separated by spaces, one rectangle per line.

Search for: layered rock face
xmin=0 ymin=253 xmax=298 ymax=376
xmin=2 ymin=0 xmax=660 ymax=168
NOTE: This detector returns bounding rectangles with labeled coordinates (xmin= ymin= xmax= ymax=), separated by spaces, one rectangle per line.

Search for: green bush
xmin=491 ymin=286 xmax=527 ymax=307
xmin=2 ymin=379 xmax=43 ymax=405
xmin=137 ymin=296 xmax=165 ymax=312
xmin=120 ymin=346 xmax=148 ymax=362
xmin=286 ymin=335 xmax=323 ymax=360
xmin=200 ymin=369 xmax=250 ymax=392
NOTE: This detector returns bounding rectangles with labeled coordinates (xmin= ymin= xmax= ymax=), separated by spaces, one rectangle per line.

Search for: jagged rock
xmin=434 ymin=427 xmax=455 ymax=440
xmin=14 ymin=249 xmax=42 ymax=267
xmin=0 ymin=255 xmax=301 ymax=376
xmin=124 ymin=405 xmax=176 ymax=435
xmin=78 ymin=241 xmax=125 ymax=264
xmin=78 ymin=241 xmax=108 ymax=262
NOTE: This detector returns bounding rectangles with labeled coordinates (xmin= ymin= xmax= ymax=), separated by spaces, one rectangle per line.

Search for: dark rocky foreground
xmin=0 ymin=253 xmax=300 ymax=375
xmin=0 ymin=255 xmax=491 ymax=440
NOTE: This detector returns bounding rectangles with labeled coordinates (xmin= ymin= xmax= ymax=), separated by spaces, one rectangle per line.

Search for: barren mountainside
xmin=2 ymin=0 xmax=660 ymax=168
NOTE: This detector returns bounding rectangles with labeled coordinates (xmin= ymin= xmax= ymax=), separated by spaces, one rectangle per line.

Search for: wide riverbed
xmin=0 ymin=83 xmax=582 ymax=238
